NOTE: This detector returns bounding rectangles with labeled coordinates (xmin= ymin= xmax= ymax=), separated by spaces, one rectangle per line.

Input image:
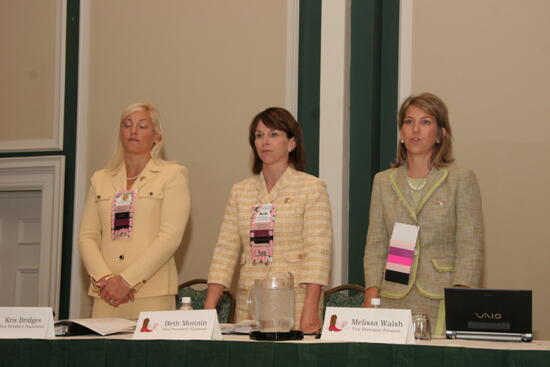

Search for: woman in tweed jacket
xmin=205 ymin=107 xmax=332 ymax=332
xmin=363 ymin=93 xmax=484 ymax=335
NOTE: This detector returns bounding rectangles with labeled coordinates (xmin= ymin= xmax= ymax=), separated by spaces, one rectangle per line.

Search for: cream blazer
xmin=79 ymin=159 xmax=190 ymax=298
xmin=364 ymin=164 xmax=484 ymax=300
xmin=208 ymin=167 xmax=332 ymax=301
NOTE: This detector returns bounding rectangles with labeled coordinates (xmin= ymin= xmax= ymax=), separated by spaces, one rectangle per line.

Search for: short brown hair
xmin=249 ymin=107 xmax=305 ymax=174
xmin=394 ymin=93 xmax=454 ymax=168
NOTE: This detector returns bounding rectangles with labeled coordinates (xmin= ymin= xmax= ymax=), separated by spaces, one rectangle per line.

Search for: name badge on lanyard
xmin=111 ymin=190 xmax=137 ymax=240
xmin=249 ymin=204 xmax=276 ymax=263
xmin=384 ymin=222 xmax=419 ymax=285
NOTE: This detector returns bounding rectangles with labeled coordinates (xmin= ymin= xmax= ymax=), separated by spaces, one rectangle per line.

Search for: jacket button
xmin=149 ymin=192 xmax=153 ymax=196
xmin=97 ymin=195 xmax=101 ymax=199
xmin=118 ymin=255 xmax=125 ymax=261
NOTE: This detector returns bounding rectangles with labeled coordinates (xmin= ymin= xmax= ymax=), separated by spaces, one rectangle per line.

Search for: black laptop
xmin=445 ymin=288 xmax=532 ymax=342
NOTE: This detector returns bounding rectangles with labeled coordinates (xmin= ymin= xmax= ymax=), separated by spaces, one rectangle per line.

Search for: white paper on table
xmin=56 ymin=318 xmax=136 ymax=336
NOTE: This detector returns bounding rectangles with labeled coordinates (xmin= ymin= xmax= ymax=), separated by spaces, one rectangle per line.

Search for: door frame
xmin=0 ymin=156 xmax=65 ymax=316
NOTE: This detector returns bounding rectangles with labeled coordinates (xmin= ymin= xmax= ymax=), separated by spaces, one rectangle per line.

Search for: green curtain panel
xmin=348 ymin=0 xmax=399 ymax=285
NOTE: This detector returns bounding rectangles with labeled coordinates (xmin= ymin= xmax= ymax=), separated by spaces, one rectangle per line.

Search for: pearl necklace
xmin=407 ymin=177 xmax=426 ymax=191
xmin=127 ymin=174 xmax=140 ymax=181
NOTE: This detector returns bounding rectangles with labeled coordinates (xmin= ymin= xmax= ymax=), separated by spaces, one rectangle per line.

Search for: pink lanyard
xmin=249 ymin=204 xmax=276 ymax=263
xmin=111 ymin=190 xmax=137 ymax=240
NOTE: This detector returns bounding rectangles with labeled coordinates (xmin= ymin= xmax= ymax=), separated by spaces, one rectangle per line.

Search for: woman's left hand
xmin=299 ymin=283 xmax=323 ymax=333
xmin=299 ymin=303 xmax=321 ymax=333
xmin=97 ymin=275 xmax=132 ymax=307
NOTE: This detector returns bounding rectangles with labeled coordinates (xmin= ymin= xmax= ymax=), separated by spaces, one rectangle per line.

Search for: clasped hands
xmin=96 ymin=275 xmax=134 ymax=307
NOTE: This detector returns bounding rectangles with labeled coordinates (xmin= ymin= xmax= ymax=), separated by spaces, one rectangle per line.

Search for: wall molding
xmin=0 ymin=0 xmax=66 ymax=153
xmin=15 ymin=268 xmax=40 ymax=306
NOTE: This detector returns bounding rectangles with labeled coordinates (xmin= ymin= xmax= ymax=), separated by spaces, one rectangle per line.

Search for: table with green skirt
xmin=1 ymin=334 xmax=549 ymax=367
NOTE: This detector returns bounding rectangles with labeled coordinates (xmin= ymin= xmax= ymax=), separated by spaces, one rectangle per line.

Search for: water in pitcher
xmin=254 ymin=288 xmax=294 ymax=332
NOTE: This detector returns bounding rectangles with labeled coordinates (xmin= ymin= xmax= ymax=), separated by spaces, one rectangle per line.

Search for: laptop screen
xmin=445 ymin=288 xmax=532 ymax=335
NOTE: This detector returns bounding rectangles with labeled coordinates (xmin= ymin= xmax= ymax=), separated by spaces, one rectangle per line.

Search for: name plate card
xmin=321 ymin=307 xmax=415 ymax=344
xmin=133 ymin=310 xmax=222 ymax=340
xmin=0 ymin=307 xmax=55 ymax=339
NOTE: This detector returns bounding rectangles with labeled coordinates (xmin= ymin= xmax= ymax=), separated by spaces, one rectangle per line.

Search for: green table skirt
xmin=1 ymin=339 xmax=549 ymax=367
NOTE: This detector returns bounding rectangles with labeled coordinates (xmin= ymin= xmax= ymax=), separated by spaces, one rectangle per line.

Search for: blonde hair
xmin=393 ymin=93 xmax=454 ymax=169
xmin=106 ymin=102 xmax=165 ymax=171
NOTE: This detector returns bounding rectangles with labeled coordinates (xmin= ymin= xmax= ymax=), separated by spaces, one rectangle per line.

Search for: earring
xmin=400 ymin=139 xmax=404 ymax=143
xmin=436 ymin=139 xmax=440 ymax=144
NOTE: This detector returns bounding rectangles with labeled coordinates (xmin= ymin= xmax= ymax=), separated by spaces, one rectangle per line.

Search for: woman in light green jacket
xmin=363 ymin=93 xmax=484 ymax=335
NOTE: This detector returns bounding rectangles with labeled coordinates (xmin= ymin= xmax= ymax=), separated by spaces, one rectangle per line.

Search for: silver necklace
xmin=127 ymin=174 xmax=140 ymax=181
xmin=407 ymin=177 xmax=426 ymax=191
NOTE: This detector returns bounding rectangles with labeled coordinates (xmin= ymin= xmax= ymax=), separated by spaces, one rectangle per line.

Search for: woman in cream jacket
xmin=79 ymin=102 xmax=190 ymax=319
xmin=205 ymin=107 xmax=332 ymax=332
xmin=363 ymin=93 xmax=483 ymax=335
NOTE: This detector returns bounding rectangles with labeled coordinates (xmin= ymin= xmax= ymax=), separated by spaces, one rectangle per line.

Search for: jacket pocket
xmin=137 ymin=190 xmax=164 ymax=200
xmin=275 ymin=197 xmax=306 ymax=221
xmin=94 ymin=192 xmax=113 ymax=203
xmin=281 ymin=251 xmax=305 ymax=286
xmin=94 ymin=192 xmax=113 ymax=217
xmin=431 ymin=257 xmax=455 ymax=272
xmin=136 ymin=190 xmax=164 ymax=215
xmin=283 ymin=251 xmax=305 ymax=262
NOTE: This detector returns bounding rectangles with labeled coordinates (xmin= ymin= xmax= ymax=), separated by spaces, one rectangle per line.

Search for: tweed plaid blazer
xmin=207 ymin=167 xmax=332 ymax=295
xmin=363 ymin=164 xmax=484 ymax=300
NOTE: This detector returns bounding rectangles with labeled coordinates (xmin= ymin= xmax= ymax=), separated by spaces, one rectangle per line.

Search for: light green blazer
xmin=364 ymin=164 xmax=483 ymax=300
xmin=79 ymin=159 xmax=191 ymax=298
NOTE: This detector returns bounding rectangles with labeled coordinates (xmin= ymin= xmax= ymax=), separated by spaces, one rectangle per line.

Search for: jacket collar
xmin=389 ymin=165 xmax=448 ymax=222
xmin=111 ymin=159 xmax=163 ymax=192
xmin=256 ymin=165 xmax=295 ymax=203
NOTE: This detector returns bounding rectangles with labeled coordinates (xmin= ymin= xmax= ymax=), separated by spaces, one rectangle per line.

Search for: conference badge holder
xmin=384 ymin=223 xmax=419 ymax=285
xmin=249 ymin=204 xmax=276 ymax=263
